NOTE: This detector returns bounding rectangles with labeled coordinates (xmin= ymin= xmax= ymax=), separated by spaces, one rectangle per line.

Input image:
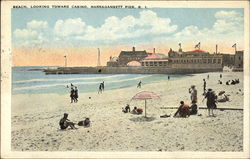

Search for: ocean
xmin=12 ymin=66 xmax=186 ymax=94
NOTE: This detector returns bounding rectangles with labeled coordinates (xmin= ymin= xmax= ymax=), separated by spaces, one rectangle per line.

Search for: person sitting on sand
xmin=174 ymin=101 xmax=190 ymax=118
xmin=231 ymin=80 xmax=236 ymax=85
xmin=235 ymin=79 xmax=239 ymax=84
xmin=160 ymin=114 xmax=171 ymax=118
xmin=122 ymin=104 xmax=131 ymax=113
xmin=218 ymin=80 xmax=222 ymax=84
xmin=237 ymin=89 xmax=244 ymax=95
xmin=78 ymin=118 xmax=90 ymax=127
xmin=190 ymin=101 xmax=198 ymax=115
xmin=217 ymin=91 xmax=229 ymax=102
xmin=237 ymin=79 xmax=240 ymax=84
xmin=59 ymin=113 xmax=77 ymax=130
xmin=131 ymin=107 xmax=143 ymax=115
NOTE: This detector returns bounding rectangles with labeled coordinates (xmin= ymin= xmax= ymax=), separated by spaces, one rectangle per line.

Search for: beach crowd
xmin=60 ymin=73 xmax=241 ymax=130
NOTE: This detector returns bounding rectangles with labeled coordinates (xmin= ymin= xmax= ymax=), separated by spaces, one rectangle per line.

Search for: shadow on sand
xmin=129 ymin=116 xmax=156 ymax=122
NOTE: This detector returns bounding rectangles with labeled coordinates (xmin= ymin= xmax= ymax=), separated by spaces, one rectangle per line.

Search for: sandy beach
xmin=11 ymin=72 xmax=244 ymax=151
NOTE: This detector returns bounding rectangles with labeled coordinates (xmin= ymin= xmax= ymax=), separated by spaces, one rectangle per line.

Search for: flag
xmin=195 ymin=42 xmax=200 ymax=49
xmin=232 ymin=43 xmax=236 ymax=48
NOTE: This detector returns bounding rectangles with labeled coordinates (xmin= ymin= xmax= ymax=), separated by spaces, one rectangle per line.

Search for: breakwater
xmin=43 ymin=66 xmax=223 ymax=74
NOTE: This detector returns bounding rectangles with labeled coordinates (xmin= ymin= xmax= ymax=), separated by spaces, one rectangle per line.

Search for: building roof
xmin=119 ymin=50 xmax=147 ymax=56
xmin=189 ymin=49 xmax=207 ymax=53
xmin=143 ymin=53 xmax=169 ymax=61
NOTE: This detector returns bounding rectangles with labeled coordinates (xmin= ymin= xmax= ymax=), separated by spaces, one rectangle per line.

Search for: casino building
xmin=106 ymin=46 xmax=243 ymax=72
xmin=167 ymin=48 xmax=223 ymax=70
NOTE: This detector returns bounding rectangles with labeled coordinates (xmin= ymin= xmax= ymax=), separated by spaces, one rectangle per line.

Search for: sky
xmin=12 ymin=8 xmax=244 ymax=66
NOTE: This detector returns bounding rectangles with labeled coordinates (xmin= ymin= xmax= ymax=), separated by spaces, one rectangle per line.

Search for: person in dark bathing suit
xmin=59 ymin=113 xmax=77 ymax=130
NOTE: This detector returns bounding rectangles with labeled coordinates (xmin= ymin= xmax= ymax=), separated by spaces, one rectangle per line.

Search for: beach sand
xmin=11 ymin=72 xmax=244 ymax=151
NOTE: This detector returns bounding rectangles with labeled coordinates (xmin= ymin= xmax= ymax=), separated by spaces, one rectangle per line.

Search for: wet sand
xmin=11 ymin=72 xmax=244 ymax=151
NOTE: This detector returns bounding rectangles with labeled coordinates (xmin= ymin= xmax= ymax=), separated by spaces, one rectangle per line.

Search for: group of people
xmin=59 ymin=113 xmax=91 ymax=130
xmin=173 ymin=85 xmax=198 ymax=118
xmin=226 ymin=79 xmax=240 ymax=85
xmin=173 ymin=82 xmax=218 ymax=117
xmin=68 ymin=83 xmax=78 ymax=103
xmin=98 ymin=81 xmax=105 ymax=94
xmin=122 ymin=104 xmax=143 ymax=115
xmin=64 ymin=73 xmax=236 ymax=126
xmin=173 ymin=101 xmax=198 ymax=118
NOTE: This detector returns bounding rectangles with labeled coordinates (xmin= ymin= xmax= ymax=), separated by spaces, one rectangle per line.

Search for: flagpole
xmin=232 ymin=43 xmax=237 ymax=54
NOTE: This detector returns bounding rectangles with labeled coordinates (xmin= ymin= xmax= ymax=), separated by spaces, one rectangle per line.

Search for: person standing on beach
xmin=101 ymin=81 xmax=105 ymax=92
xmin=74 ymin=87 xmax=78 ymax=103
xmin=168 ymin=76 xmax=170 ymax=80
xmin=98 ymin=83 xmax=102 ymax=94
xmin=189 ymin=85 xmax=197 ymax=104
xmin=70 ymin=88 xmax=75 ymax=103
xmin=203 ymin=88 xmax=217 ymax=117
xmin=220 ymin=74 xmax=222 ymax=79
xmin=203 ymin=79 xmax=206 ymax=94
xmin=207 ymin=74 xmax=209 ymax=79
xmin=137 ymin=81 xmax=142 ymax=88
xmin=70 ymin=83 xmax=74 ymax=89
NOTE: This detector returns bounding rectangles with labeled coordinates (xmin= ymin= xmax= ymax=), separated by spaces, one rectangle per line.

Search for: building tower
xmin=132 ymin=46 xmax=135 ymax=52
xmin=178 ymin=43 xmax=182 ymax=52
xmin=64 ymin=55 xmax=67 ymax=67
xmin=97 ymin=48 xmax=101 ymax=66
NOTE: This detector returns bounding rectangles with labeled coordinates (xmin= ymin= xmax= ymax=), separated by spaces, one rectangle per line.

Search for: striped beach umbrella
xmin=132 ymin=91 xmax=160 ymax=117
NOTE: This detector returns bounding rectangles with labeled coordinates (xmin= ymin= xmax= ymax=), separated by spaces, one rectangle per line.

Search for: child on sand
xmin=78 ymin=118 xmax=91 ymax=127
xmin=122 ymin=104 xmax=131 ymax=113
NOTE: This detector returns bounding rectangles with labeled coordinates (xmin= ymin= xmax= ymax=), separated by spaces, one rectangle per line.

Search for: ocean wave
xmin=13 ymin=74 xmax=129 ymax=84
xmin=13 ymin=75 xmax=152 ymax=91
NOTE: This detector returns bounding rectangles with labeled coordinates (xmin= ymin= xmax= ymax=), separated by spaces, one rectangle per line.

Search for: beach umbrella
xmin=131 ymin=91 xmax=160 ymax=117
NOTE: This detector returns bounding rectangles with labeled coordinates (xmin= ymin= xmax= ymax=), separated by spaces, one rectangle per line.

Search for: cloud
xmin=215 ymin=10 xmax=242 ymax=21
xmin=54 ymin=18 xmax=86 ymax=37
xmin=14 ymin=29 xmax=38 ymax=39
xmin=81 ymin=10 xmax=177 ymax=41
xmin=13 ymin=20 xmax=49 ymax=46
xmin=13 ymin=10 xmax=243 ymax=49
xmin=152 ymin=10 xmax=243 ymax=48
xmin=27 ymin=20 xmax=48 ymax=30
